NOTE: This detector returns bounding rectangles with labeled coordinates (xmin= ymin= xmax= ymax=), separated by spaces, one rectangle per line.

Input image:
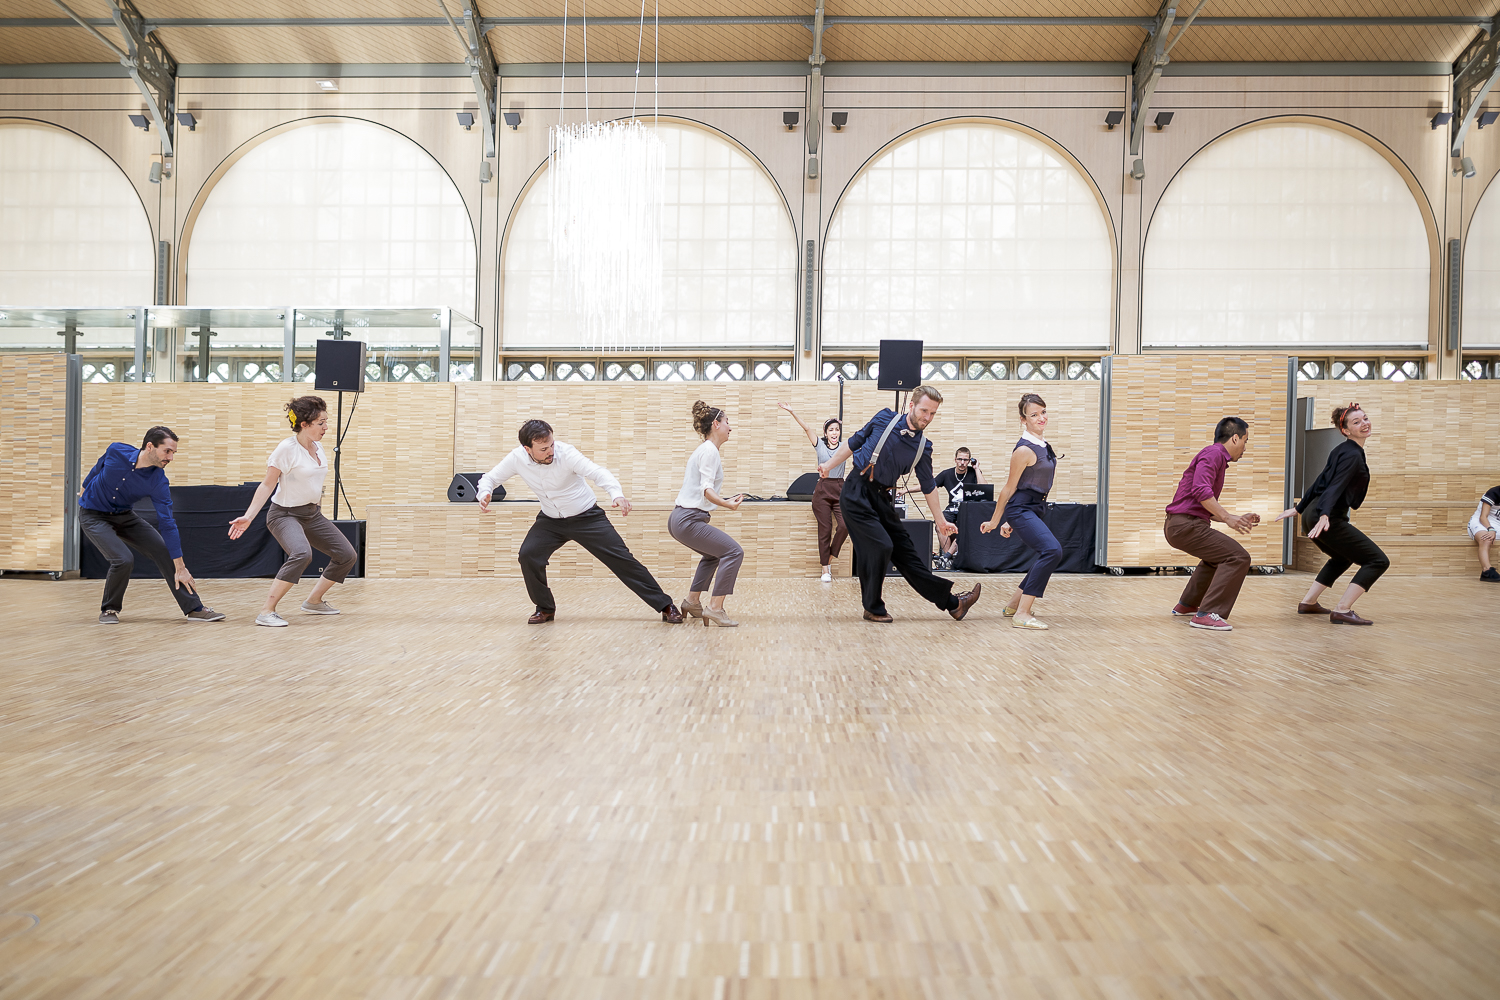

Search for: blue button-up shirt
xmin=79 ymin=442 xmax=183 ymax=559
xmin=847 ymin=408 xmax=937 ymax=493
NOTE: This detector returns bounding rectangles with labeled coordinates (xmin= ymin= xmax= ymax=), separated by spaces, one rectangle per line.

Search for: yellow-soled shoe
xmin=1012 ymin=615 xmax=1049 ymax=630
xmin=1002 ymin=606 xmax=1017 ymax=618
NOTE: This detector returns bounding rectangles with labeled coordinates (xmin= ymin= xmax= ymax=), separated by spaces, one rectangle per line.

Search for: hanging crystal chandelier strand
xmin=547 ymin=119 xmax=665 ymax=352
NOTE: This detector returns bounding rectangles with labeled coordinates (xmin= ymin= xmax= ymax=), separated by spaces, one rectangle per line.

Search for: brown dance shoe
xmin=1330 ymin=609 xmax=1374 ymax=626
xmin=1297 ymin=601 xmax=1330 ymax=615
xmin=949 ymin=582 xmax=983 ymax=621
xmin=527 ymin=607 xmax=555 ymax=624
xmin=862 ymin=610 xmax=894 ymax=623
xmin=661 ymin=603 xmax=685 ymax=624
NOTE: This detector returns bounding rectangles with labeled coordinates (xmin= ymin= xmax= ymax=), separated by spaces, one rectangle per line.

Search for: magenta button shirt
xmin=1165 ymin=442 xmax=1230 ymax=520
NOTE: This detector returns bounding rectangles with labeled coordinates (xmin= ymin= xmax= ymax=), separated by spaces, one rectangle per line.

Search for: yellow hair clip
xmin=288 ymin=410 xmax=298 ymax=429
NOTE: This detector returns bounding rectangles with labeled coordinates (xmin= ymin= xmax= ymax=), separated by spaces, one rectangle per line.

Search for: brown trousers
xmin=812 ymin=477 xmax=849 ymax=565
xmin=1163 ymin=513 xmax=1251 ymax=617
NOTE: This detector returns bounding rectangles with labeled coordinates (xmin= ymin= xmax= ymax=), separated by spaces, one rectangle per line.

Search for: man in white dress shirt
xmin=478 ymin=419 xmax=685 ymax=624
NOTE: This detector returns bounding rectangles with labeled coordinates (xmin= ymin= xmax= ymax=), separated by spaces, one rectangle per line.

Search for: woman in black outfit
xmin=1274 ymin=403 xmax=1388 ymax=625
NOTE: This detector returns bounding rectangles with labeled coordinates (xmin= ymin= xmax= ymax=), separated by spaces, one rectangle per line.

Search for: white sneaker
xmin=301 ymin=600 xmax=340 ymax=615
xmin=255 ymin=612 xmax=288 ymax=628
xmin=821 ymin=569 xmax=832 ymax=583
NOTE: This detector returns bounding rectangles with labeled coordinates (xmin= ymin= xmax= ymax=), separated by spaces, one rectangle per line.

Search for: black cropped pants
xmin=1303 ymin=510 xmax=1389 ymax=591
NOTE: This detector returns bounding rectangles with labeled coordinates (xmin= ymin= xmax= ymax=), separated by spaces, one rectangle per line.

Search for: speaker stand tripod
xmin=331 ymin=389 xmax=358 ymax=520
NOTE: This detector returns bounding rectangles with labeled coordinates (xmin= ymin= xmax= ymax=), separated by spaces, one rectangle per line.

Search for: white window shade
xmin=0 ymin=123 xmax=154 ymax=306
xmin=502 ymin=122 xmax=798 ymax=350
xmin=1462 ymin=179 xmax=1500 ymax=349
xmin=186 ymin=121 xmax=475 ymax=310
xmin=1143 ymin=122 xmax=1429 ymax=349
xmin=821 ymin=123 xmax=1113 ymax=351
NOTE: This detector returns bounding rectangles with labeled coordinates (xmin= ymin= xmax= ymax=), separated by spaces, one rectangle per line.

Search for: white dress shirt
xmin=674 ymin=440 xmax=723 ymax=511
xmin=477 ymin=441 xmax=625 ymax=518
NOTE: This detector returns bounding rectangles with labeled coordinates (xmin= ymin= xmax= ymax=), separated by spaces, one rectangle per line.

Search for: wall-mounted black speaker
xmin=448 ymin=474 xmax=505 ymax=502
xmin=877 ymin=339 xmax=923 ymax=391
xmin=315 ymin=339 xmax=367 ymax=393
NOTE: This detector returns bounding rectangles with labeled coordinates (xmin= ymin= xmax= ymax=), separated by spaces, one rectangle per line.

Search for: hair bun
xmin=692 ymin=400 xmax=711 ymax=420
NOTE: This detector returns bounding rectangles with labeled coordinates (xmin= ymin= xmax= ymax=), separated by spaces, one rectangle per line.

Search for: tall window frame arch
xmin=498 ymin=117 xmax=801 ymax=365
xmin=1140 ymin=116 xmax=1436 ymax=353
xmin=1461 ymin=170 xmax=1500 ymax=352
xmin=819 ymin=117 xmax=1118 ymax=356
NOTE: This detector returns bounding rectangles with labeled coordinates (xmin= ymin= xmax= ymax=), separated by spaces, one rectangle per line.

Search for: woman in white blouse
xmin=228 ymin=395 xmax=358 ymax=627
xmin=668 ymin=401 xmax=746 ymax=627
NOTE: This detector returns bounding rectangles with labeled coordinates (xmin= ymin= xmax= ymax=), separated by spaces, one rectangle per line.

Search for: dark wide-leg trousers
xmin=1163 ymin=512 xmax=1251 ymax=617
xmin=811 ymin=477 xmax=848 ymax=565
xmin=518 ymin=505 xmax=673 ymax=614
xmin=1007 ymin=504 xmax=1063 ymax=599
xmin=840 ymin=475 xmax=958 ymax=617
xmin=79 ymin=508 xmax=202 ymax=615
xmin=1303 ymin=510 xmax=1390 ymax=591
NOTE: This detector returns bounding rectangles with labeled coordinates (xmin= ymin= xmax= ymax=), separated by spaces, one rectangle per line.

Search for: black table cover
xmin=954 ymin=501 xmax=1098 ymax=574
xmin=80 ymin=484 xmax=284 ymax=579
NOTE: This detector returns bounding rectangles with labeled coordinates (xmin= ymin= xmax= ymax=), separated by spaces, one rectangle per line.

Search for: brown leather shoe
xmin=1330 ymin=609 xmax=1374 ymax=626
xmin=1297 ymin=601 xmax=1330 ymax=615
xmin=862 ymin=610 xmax=894 ymax=623
xmin=660 ymin=603 xmax=685 ymax=624
xmin=527 ymin=607 xmax=555 ymax=624
xmin=949 ymin=582 xmax=982 ymax=621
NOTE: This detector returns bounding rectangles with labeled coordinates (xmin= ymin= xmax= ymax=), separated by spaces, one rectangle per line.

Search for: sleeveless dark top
xmin=1007 ymin=438 xmax=1057 ymax=511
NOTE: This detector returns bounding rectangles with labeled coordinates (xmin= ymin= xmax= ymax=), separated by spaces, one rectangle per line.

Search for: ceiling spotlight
xmin=316 ymin=79 xmax=339 ymax=91
xmin=1153 ymin=111 xmax=1174 ymax=130
xmin=1481 ymin=111 xmax=1499 ymax=129
xmin=127 ymin=113 xmax=149 ymax=131
xmin=1130 ymin=158 xmax=1146 ymax=180
xmin=176 ymin=112 xmax=197 ymax=131
xmin=1104 ymin=110 xmax=1124 ymax=130
xmin=831 ymin=111 xmax=848 ymax=131
xmin=1458 ymin=155 xmax=1477 ymax=179
xmin=148 ymin=161 xmax=163 ymax=184
xmin=503 ymin=111 xmax=521 ymax=130
xmin=1431 ymin=111 xmax=1453 ymax=129
xmin=480 ymin=161 xmax=492 ymax=183
xmin=783 ymin=111 xmax=800 ymax=131
xmin=456 ymin=112 xmax=475 ymax=130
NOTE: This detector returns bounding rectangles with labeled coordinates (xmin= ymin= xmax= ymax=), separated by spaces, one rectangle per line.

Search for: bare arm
xmin=1483 ymin=500 xmax=1497 ymax=531
xmin=228 ymin=467 xmax=282 ymax=539
xmin=981 ymin=448 xmax=1033 ymax=533
xmin=777 ymin=402 xmax=817 ymax=448
xmin=973 ymin=461 xmax=987 ymax=486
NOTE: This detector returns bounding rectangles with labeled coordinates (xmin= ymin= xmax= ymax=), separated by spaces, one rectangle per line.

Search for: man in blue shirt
xmin=818 ymin=385 xmax=981 ymax=623
xmin=78 ymin=426 xmax=225 ymax=625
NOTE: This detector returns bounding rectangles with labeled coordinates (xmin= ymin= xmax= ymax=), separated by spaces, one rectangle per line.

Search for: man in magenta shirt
xmin=1162 ymin=417 xmax=1261 ymax=632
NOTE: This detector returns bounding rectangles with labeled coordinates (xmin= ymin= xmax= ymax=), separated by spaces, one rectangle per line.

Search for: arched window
xmin=0 ymin=122 xmax=153 ymax=305
xmin=1142 ymin=121 xmax=1428 ymax=349
xmin=502 ymin=121 xmax=798 ymax=350
xmin=1462 ymin=178 xmax=1500 ymax=350
xmin=821 ymin=122 xmax=1113 ymax=351
xmin=185 ymin=120 xmax=475 ymax=310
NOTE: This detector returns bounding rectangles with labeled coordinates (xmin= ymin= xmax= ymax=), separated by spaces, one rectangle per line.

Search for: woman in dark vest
xmin=1274 ymin=402 xmax=1388 ymax=625
xmin=981 ymin=392 xmax=1063 ymax=630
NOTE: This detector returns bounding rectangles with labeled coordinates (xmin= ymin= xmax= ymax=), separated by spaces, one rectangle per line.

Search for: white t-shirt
xmin=674 ymin=440 xmax=724 ymax=511
xmin=268 ymin=436 xmax=328 ymax=507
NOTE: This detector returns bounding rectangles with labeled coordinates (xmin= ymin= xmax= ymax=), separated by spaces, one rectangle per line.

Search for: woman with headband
xmin=778 ymin=402 xmax=848 ymax=582
xmin=981 ymin=392 xmax=1064 ymax=630
xmin=669 ymin=401 xmax=747 ymax=627
xmin=229 ymin=395 xmax=358 ymax=627
xmin=1274 ymin=402 xmax=1389 ymax=625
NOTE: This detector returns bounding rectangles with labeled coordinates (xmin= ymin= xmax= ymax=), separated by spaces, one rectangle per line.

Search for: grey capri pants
xmin=667 ymin=506 xmax=743 ymax=597
xmin=266 ymin=502 xmax=358 ymax=584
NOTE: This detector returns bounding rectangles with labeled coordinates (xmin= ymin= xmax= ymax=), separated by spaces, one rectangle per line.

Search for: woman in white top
xmin=778 ymin=402 xmax=848 ymax=582
xmin=228 ymin=396 xmax=358 ymax=627
xmin=668 ymin=401 xmax=746 ymax=627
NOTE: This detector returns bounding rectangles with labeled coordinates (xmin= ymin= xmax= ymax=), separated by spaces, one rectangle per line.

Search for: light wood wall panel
xmin=365 ymin=502 xmax=854 ymax=581
xmin=79 ymin=383 xmax=457 ymax=519
xmin=1292 ymin=380 xmax=1500 ymax=576
xmin=451 ymin=381 xmax=1099 ymax=505
xmin=1105 ymin=355 xmax=1289 ymax=569
xmin=0 ymin=354 xmax=70 ymax=573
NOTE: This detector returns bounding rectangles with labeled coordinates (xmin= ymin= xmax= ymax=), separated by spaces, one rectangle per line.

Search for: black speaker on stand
xmin=877 ymin=339 xmax=923 ymax=411
xmin=314 ymin=338 xmax=366 ymax=521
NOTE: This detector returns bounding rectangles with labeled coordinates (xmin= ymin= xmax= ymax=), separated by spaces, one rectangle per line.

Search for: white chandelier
xmin=547 ymin=118 xmax=665 ymax=351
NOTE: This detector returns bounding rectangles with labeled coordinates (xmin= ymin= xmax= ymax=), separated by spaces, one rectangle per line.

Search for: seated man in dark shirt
xmin=931 ymin=447 xmax=985 ymax=568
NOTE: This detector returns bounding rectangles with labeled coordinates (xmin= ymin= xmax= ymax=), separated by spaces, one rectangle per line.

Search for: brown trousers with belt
xmin=812 ymin=477 xmax=849 ymax=566
xmin=1163 ymin=513 xmax=1251 ymax=618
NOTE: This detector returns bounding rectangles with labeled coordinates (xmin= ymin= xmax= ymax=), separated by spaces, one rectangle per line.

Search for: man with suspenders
xmin=817 ymin=385 xmax=982 ymax=623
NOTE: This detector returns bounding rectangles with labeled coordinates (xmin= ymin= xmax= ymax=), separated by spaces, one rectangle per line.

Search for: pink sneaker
xmin=1171 ymin=603 xmax=1199 ymax=617
xmin=1189 ymin=612 xmax=1232 ymax=631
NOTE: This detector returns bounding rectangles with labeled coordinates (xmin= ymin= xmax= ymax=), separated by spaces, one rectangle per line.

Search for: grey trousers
xmin=266 ymin=503 xmax=358 ymax=584
xmin=79 ymin=508 xmax=203 ymax=615
xmin=668 ymin=506 xmax=744 ymax=597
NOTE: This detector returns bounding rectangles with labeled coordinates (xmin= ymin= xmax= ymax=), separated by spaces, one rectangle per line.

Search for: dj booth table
xmin=80 ymin=485 xmax=363 ymax=580
xmin=954 ymin=501 xmax=1098 ymax=574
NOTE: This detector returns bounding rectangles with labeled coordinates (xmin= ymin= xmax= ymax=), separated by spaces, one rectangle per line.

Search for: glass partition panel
xmin=297 ymin=308 xmax=481 ymax=383
xmin=0 ymin=308 xmax=142 ymax=381
xmin=151 ymin=307 xmax=289 ymax=383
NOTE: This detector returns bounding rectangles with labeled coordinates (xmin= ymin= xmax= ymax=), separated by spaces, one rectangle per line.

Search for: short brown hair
xmin=141 ymin=426 xmax=178 ymax=450
xmin=518 ymin=419 xmax=554 ymax=448
xmin=284 ymin=395 xmax=327 ymax=431
xmin=910 ymin=384 xmax=943 ymax=405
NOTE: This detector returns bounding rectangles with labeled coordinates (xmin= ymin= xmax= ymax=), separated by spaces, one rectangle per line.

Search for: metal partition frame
xmin=1094 ymin=354 xmax=1112 ymax=568
xmin=63 ymin=353 xmax=82 ymax=574
xmin=1283 ymin=356 xmax=1298 ymax=567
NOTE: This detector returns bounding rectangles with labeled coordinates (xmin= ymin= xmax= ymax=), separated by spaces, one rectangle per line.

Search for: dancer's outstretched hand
xmin=613 ymin=496 xmax=634 ymax=516
xmin=1272 ymin=507 xmax=1298 ymax=522
xmin=478 ymin=491 xmax=492 ymax=512
xmin=227 ymin=516 xmax=252 ymax=540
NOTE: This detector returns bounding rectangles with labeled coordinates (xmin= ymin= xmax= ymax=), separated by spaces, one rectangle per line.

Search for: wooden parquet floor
xmin=0 ymin=572 xmax=1496 ymax=999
